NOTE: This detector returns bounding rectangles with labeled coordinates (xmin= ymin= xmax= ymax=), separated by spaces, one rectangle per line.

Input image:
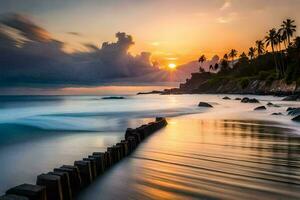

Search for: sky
xmin=0 ymin=0 xmax=299 ymax=93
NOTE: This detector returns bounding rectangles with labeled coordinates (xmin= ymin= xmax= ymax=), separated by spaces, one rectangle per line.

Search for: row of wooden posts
xmin=0 ymin=117 xmax=168 ymax=200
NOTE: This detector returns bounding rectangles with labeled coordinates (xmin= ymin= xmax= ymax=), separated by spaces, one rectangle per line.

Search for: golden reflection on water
xmin=79 ymin=118 xmax=300 ymax=200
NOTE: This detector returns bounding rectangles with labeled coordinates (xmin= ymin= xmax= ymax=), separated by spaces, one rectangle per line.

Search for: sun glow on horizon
xmin=168 ymin=63 xmax=177 ymax=70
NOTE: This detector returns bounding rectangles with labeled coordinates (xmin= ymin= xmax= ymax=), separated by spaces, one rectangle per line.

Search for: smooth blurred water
xmin=0 ymin=94 xmax=300 ymax=198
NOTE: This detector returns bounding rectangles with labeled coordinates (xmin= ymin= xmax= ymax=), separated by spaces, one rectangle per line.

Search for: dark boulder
xmin=267 ymin=102 xmax=280 ymax=107
xmin=223 ymin=96 xmax=231 ymax=100
xmin=288 ymin=108 xmax=300 ymax=116
xmin=241 ymin=97 xmax=249 ymax=103
xmin=292 ymin=115 xmax=300 ymax=122
xmin=241 ymin=97 xmax=259 ymax=103
xmin=248 ymin=98 xmax=259 ymax=103
xmin=287 ymin=107 xmax=296 ymax=112
xmin=282 ymin=95 xmax=300 ymax=101
xmin=102 ymin=96 xmax=125 ymax=100
xmin=198 ymin=102 xmax=213 ymax=107
xmin=271 ymin=112 xmax=282 ymax=115
xmin=254 ymin=106 xmax=266 ymax=111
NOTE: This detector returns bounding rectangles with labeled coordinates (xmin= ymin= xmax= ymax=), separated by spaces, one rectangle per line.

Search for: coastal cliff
xmin=162 ymin=72 xmax=300 ymax=95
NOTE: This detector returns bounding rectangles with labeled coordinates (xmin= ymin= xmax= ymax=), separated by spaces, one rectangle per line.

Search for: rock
xmin=292 ymin=115 xmax=300 ymax=122
xmin=223 ymin=96 xmax=231 ymax=100
xmin=287 ymin=107 xmax=296 ymax=112
xmin=235 ymin=98 xmax=241 ymax=100
xmin=254 ymin=106 xmax=266 ymax=110
xmin=267 ymin=102 xmax=280 ymax=107
xmin=282 ymin=95 xmax=300 ymax=101
xmin=241 ymin=97 xmax=259 ymax=103
xmin=198 ymin=102 xmax=213 ymax=107
xmin=249 ymin=98 xmax=259 ymax=103
xmin=137 ymin=90 xmax=163 ymax=95
xmin=271 ymin=112 xmax=282 ymax=115
xmin=288 ymin=108 xmax=300 ymax=116
xmin=102 ymin=96 xmax=125 ymax=100
xmin=241 ymin=97 xmax=249 ymax=103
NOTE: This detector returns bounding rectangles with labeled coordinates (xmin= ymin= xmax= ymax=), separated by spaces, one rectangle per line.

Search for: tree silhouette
xmin=229 ymin=49 xmax=238 ymax=62
xmin=214 ymin=63 xmax=219 ymax=71
xmin=198 ymin=55 xmax=206 ymax=72
xmin=265 ymin=28 xmax=280 ymax=76
xmin=256 ymin=40 xmax=265 ymax=56
xmin=223 ymin=53 xmax=228 ymax=61
xmin=280 ymin=18 xmax=297 ymax=46
xmin=248 ymin=47 xmax=256 ymax=60
xmin=220 ymin=54 xmax=229 ymax=73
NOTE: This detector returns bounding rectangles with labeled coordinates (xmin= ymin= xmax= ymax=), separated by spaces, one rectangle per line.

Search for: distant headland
xmin=141 ymin=18 xmax=300 ymax=97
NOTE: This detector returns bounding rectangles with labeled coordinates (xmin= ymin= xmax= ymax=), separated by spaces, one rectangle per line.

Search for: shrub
xmin=266 ymin=73 xmax=277 ymax=85
xmin=238 ymin=78 xmax=250 ymax=89
xmin=258 ymin=71 xmax=271 ymax=80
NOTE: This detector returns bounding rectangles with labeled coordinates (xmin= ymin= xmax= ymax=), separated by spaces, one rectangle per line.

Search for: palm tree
xmin=198 ymin=55 xmax=206 ymax=72
xmin=280 ymin=18 xmax=297 ymax=46
xmin=214 ymin=63 xmax=219 ymax=71
xmin=228 ymin=49 xmax=238 ymax=62
xmin=248 ymin=47 xmax=256 ymax=60
xmin=265 ymin=28 xmax=280 ymax=76
xmin=256 ymin=40 xmax=265 ymax=56
xmin=223 ymin=53 xmax=228 ymax=61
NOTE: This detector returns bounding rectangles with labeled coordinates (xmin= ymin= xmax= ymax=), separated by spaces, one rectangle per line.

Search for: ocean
xmin=0 ymin=94 xmax=299 ymax=199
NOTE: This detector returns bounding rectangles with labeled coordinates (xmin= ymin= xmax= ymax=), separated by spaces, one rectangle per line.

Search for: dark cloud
xmin=67 ymin=32 xmax=82 ymax=36
xmin=1 ymin=13 xmax=51 ymax=42
xmin=0 ymin=13 xmax=170 ymax=87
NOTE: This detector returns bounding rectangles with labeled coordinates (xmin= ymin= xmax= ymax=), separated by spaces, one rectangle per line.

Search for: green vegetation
xmin=198 ymin=18 xmax=299 ymax=86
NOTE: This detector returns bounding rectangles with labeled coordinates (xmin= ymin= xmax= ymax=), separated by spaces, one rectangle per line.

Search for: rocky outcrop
xmin=282 ymin=95 xmax=300 ymax=101
xmin=292 ymin=115 xmax=300 ymax=122
xmin=241 ymin=97 xmax=259 ymax=103
xmin=102 ymin=96 xmax=125 ymax=100
xmin=254 ymin=106 xmax=267 ymax=111
xmin=223 ymin=96 xmax=231 ymax=100
xmin=198 ymin=102 xmax=213 ymax=107
xmin=288 ymin=108 xmax=300 ymax=116
xmin=162 ymin=73 xmax=300 ymax=96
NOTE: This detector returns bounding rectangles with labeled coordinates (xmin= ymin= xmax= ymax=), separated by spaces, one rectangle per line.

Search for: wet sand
xmin=78 ymin=117 xmax=300 ymax=200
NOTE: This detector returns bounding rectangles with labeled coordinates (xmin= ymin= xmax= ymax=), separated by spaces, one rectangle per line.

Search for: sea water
xmin=0 ymin=94 xmax=300 ymax=199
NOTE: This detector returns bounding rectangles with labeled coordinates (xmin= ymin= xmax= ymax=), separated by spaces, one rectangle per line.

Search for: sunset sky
xmin=0 ymin=0 xmax=299 ymax=93
xmin=2 ymin=0 xmax=300 ymax=65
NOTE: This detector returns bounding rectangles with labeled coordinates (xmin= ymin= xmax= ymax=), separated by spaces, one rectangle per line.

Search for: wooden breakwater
xmin=0 ymin=117 xmax=167 ymax=200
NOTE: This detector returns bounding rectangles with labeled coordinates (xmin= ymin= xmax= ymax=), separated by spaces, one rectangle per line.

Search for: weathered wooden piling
xmin=58 ymin=165 xmax=82 ymax=194
xmin=3 ymin=118 xmax=167 ymax=200
xmin=0 ymin=195 xmax=29 ymax=200
xmin=120 ymin=140 xmax=129 ymax=156
xmin=91 ymin=152 xmax=106 ymax=172
xmin=48 ymin=171 xmax=72 ymax=200
xmin=107 ymin=146 xmax=120 ymax=164
xmin=6 ymin=184 xmax=46 ymax=200
xmin=74 ymin=161 xmax=93 ymax=187
xmin=84 ymin=157 xmax=98 ymax=179
xmin=36 ymin=174 xmax=63 ymax=200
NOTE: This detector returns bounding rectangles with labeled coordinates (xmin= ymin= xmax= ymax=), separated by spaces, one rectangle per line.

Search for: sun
xmin=168 ymin=63 xmax=177 ymax=70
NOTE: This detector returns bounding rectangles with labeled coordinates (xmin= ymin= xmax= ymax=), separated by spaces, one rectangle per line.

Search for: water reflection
xmin=79 ymin=118 xmax=300 ymax=200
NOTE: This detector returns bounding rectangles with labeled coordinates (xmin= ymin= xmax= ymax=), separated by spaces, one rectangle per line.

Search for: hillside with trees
xmin=164 ymin=18 xmax=300 ymax=95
